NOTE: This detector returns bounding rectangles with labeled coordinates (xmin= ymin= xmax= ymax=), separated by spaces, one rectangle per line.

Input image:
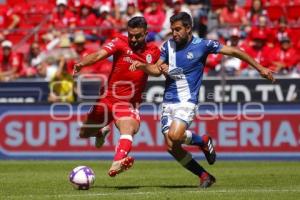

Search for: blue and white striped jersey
xmin=160 ymin=36 xmax=222 ymax=104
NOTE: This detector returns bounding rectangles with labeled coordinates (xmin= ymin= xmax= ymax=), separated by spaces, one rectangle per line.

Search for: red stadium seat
xmin=25 ymin=13 xmax=49 ymax=26
xmin=286 ymin=5 xmax=300 ymax=24
xmin=7 ymin=0 xmax=20 ymax=6
xmin=268 ymin=0 xmax=289 ymax=6
xmin=211 ymin=0 xmax=227 ymax=11
xmin=6 ymin=32 xmax=26 ymax=44
xmin=266 ymin=5 xmax=286 ymax=22
xmin=27 ymin=2 xmax=54 ymax=13
xmin=26 ymin=0 xmax=48 ymax=4
xmin=290 ymin=27 xmax=300 ymax=44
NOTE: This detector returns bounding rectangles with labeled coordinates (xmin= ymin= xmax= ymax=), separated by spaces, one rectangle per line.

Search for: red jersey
xmin=144 ymin=8 xmax=166 ymax=33
xmin=76 ymin=13 xmax=97 ymax=34
xmin=51 ymin=9 xmax=76 ymax=28
xmin=241 ymin=44 xmax=272 ymax=69
xmin=0 ymin=52 xmax=24 ymax=76
xmin=220 ymin=6 xmax=246 ymax=26
xmin=102 ymin=35 xmax=160 ymax=104
xmin=0 ymin=6 xmax=13 ymax=29
xmin=270 ymin=47 xmax=299 ymax=71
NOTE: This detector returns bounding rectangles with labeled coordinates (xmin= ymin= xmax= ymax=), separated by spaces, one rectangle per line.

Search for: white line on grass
xmin=5 ymin=189 xmax=300 ymax=199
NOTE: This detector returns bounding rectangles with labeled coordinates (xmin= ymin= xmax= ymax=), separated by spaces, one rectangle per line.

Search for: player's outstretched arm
xmin=73 ymin=49 xmax=109 ymax=75
xmin=130 ymin=59 xmax=165 ymax=77
xmin=219 ymin=45 xmax=275 ymax=82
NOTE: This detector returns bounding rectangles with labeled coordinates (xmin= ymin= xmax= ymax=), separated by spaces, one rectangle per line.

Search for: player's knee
xmin=168 ymin=130 xmax=182 ymax=143
xmin=119 ymin=126 xmax=136 ymax=135
xmin=165 ymin=134 xmax=181 ymax=152
xmin=117 ymin=118 xmax=139 ymax=135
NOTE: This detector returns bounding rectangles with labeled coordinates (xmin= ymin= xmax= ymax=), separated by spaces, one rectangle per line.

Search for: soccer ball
xmin=69 ymin=166 xmax=95 ymax=190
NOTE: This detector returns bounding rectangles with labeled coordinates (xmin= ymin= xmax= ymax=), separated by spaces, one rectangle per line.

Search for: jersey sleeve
xmin=102 ymin=37 xmax=122 ymax=55
xmin=203 ymin=39 xmax=223 ymax=54
xmin=159 ymin=41 xmax=168 ymax=63
xmin=153 ymin=46 xmax=161 ymax=63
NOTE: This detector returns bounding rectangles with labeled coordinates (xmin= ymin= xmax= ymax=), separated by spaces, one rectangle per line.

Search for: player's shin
xmin=168 ymin=149 xmax=207 ymax=177
xmin=184 ymin=130 xmax=216 ymax=165
xmin=184 ymin=130 xmax=205 ymax=146
xmin=113 ymin=134 xmax=133 ymax=161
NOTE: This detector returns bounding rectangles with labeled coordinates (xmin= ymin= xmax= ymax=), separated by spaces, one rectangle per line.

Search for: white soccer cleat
xmin=108 ymin=156 xmax=134 ymax=177
xmin=95 ymin=126 xmax=110 ymax=148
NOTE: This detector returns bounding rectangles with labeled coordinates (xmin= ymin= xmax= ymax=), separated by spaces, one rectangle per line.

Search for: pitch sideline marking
xmin=5 ymin=189 xmax=300 ymax=199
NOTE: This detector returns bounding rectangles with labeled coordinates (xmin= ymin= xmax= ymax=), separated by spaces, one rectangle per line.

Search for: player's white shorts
xmin=161 ymin=102 xmax=197 ymax=134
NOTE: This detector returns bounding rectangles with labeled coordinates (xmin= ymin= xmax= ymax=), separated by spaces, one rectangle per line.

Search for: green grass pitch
xmin=1 ymin=160 xmax=300 ymax=200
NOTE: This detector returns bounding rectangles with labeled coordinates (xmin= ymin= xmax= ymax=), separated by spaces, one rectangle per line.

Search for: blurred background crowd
xmin=0 ymin=0 xmax=300 ymax=102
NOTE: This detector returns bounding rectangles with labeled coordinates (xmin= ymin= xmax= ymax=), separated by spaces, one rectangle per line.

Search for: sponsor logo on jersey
xmin=146 ymin=54 xmax=152 ymax=63
xmin=187 ymin=52 xmax=194 ymax=59
xmin=127 ymin=50 xmax=133 ymax=55
xmin=168 ymin=68 xmax=184 ymax=80
xmin=123 ymin=56 xmax=134 ymax=63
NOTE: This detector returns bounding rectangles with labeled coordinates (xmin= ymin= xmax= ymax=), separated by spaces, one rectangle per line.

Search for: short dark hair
xmin=128 ymin=17 xmax=147 ymax=30
xmin=170 ymin=12 xmax=192 ymax=27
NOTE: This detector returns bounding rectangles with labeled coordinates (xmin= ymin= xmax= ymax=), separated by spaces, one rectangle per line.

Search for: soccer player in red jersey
xmin=74 ymin=17 xmax=160 ymax=177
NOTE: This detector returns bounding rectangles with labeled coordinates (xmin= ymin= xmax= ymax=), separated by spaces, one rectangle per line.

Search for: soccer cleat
xmin=200 ymin=172 xmax=216 ymax=188
xmin=95 ymin=126 xmax=110 ymax=148
xmin=200 ymin=135 xmax=216 ymax=165
xmin=108 ymin=156 xmax=134 ymax=177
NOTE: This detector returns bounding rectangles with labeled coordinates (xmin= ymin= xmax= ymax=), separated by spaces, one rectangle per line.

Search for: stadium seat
xmin=290 ymin=27 xmax=300 ymax=44
xmin=286 ymin=5 xmax=300 ymax=24
xmin=266 ymin=5 xmax=286 ymax=22
xmin=25 ymin=13 xmax=50 ymax=26
xmin=6 ymin=32 xmax=26 ymax=44
xmin=26 ymin=2 xmax=54 ymax=14
xmin=7 ymin=0 xmax=21 ymax=6
xmin=26 ymin=0 xmax=48 ymax=4
xmin=211 ymin=0 xmax=227 ymax=11
xmin=268 ymin=0 xmax=291 ymax=6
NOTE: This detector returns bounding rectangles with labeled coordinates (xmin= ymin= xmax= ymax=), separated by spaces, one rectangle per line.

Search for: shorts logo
xmin=146 ymin=54 xmax=152 ymax=63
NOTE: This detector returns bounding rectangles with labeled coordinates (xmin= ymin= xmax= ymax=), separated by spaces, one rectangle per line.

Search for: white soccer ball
xmin=69 ymin=166 xmax=95 ymax=190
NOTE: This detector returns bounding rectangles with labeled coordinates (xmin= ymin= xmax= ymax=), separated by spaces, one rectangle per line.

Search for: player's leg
xmin=184 ymin=130 xmax=216 ymax=165
xmin=95 ymin=125 xmax=111 ymax=148
xmin=172 ymin=102 xmax=216 ymax=165
xmin=107 ymin=103 xmax=140 ymax=177
xmin=164 ymin=120 xmax=216 ymax=188
xmin=79 ymin=100 xmax=113 ymax=148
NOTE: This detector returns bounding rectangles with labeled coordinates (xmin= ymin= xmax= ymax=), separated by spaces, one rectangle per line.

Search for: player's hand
xmin=129 ymin=61 xmax=143 ymax=71
xmin=73 ymin=63 xmax=83 ymax=76
xmin=259 ymin=67 xmax=275 ymax=83
xmin=159 ymin=64 xmax=169 ymax=76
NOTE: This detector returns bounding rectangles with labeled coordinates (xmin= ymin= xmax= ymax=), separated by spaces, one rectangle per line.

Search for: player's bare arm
xmin=219 ymin=45 xmax=275 ymax=82
xmin=73 ymin=49 xmax=109 ymax=74
xmin=130 ymin=59 xmax=165 ymax=77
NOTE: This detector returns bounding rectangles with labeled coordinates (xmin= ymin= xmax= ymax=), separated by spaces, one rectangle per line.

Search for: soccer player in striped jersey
xmin=130 ymin=12 xmax=274 ymax=188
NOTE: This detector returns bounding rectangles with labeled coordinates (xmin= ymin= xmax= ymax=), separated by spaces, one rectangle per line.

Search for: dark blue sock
xmin=189 ymin=132 xmax=204 ymax=146
xmin=184 ymin=159 xmax=206 ymax=177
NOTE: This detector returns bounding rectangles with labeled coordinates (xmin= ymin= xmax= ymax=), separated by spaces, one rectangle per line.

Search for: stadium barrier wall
xmin=1 ymin=78 xmax=299 ymax=103
xmin=0 ymin=104 xmax=300 ymax=160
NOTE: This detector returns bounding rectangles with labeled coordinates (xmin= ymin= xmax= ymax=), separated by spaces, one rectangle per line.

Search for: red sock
xmin=113 ymin=134 xmax=133 ymax=161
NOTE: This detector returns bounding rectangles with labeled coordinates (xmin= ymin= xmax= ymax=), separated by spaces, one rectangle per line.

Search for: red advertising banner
xmin=1 ymin=109 xmax=300 ymax=159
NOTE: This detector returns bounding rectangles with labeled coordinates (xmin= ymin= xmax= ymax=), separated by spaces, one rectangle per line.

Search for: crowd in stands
xmin=0 ymin=0 xmax=300 ymax=89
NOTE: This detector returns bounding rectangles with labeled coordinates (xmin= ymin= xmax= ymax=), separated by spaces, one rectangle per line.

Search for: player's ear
xmin=144 ymin=31 xmax=148 ymax=37
xmin=187 ymin=25 xmax=192 ymax=34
